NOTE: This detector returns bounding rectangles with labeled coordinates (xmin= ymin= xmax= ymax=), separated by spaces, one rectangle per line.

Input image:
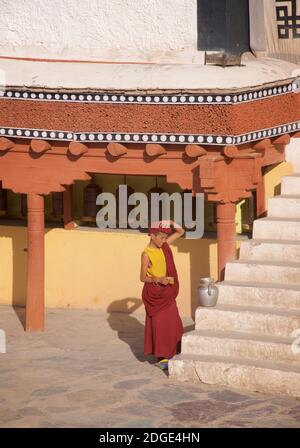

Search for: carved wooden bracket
xmin=106 ymin=142 xmax=127 ymax=157
xmin=145 ymin=144 xmax=166 ymax=157
xmin=30 ymin=139 xmax=51 ymax=154
xmin=0 ymin=137 xmax=14 ymax=152
xmin=196 ymin=133 xmax=289 ymax=202
xmin=253 ymin=138 xmax=271 ymax=151
xmin=197 ymin=155 xmax=262 ymax=202
xmin=68 ymin=141 xmax=88 ymax=156
xmin=223 ymin=145 xmax=262 ymax=159
xmin=184 ymin=144 xmax=207 ymax=158
xmin=0 ymin=134 xmax=289 ymax=199
xmin=0 ymin=140 xmax=91 ymax=194
xmin=272 ymin=134 xmax=291 ymax=145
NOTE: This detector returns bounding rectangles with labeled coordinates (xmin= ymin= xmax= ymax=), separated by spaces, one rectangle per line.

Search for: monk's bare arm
xmin=166 ymin=220 xmax=185 ymax=245
xmin=140 ymin=253 xmax=155 ymax=283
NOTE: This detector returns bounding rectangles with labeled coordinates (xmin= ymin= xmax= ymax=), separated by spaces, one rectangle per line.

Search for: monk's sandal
xmin=155 ymin=358 xmax=169 ymax=370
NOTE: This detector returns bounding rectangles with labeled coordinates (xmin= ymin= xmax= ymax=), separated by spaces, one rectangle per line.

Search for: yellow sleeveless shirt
xmin=143 ymin=246 xmax=167 ymax=278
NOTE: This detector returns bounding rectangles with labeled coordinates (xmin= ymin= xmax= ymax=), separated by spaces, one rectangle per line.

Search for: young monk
xmin=140 ymin=220 xmax=185 ymax=370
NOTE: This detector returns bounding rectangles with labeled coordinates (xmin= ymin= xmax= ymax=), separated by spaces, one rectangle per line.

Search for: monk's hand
xmin=159 ymin=277 xmax=170 ymax=286
xmin=152 ymin=277 xmax=160 ymax=286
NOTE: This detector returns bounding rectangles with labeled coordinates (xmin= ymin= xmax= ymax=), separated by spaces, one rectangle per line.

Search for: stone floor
xmin=0 ymin=304 xmax=299 ymax=428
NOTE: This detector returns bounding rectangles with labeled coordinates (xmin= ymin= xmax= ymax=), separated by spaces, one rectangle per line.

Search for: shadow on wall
xmin=0 ymin=225 xmax=51 ymax=329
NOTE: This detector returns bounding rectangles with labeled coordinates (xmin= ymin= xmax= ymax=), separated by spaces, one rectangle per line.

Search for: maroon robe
xmin=142 ymin=242 xmax=183 ymax=358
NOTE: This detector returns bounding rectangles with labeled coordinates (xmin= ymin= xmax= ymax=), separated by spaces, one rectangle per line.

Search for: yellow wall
xmin=264 ymin=161 xmax=294 ymax=202
xmin=0 ymin=224 xmax=224 ymax=318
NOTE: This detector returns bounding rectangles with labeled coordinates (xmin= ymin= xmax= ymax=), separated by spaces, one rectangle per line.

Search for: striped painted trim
xmin=0 ymin=81 xmax=299 ymax=105
xmin=0 ymin=121 xmax=299 ymax=146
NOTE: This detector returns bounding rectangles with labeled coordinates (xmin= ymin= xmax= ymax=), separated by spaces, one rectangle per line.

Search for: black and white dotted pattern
xmin=233 ymin=122 xmax=300 ymax=144
xmin=73 ymin=132 xmax=227 ymax=144
xmin=0 ymin=81 xmax=298 ymax=105
xmin=1 ymin=121 xmax=300 ymax=146
xmin=0 ymin=128 xmax=72 ymax=141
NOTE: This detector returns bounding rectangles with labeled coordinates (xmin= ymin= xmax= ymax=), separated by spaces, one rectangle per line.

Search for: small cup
xmin=167 ymin=276 xmax=174 ymax=285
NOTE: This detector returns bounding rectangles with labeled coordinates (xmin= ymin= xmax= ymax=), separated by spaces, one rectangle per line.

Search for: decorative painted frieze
xmin=0 ymin=80 xmax=298 ymax=104
xmin=0 ymin=121 xmax=300 ymax=146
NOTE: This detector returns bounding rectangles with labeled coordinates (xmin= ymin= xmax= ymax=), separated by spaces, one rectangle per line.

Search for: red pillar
xmin=216 ymin=202 xmax=237 ymax=281
xmin=0 ymin=180 xmax=8 ymax=214
xmin=25 ymin=193 xmax=45 ymax=331
xmin=256 ymin=176 xmax=266 ymax=218
xmin=63 ymin=185 xmax=75 ymax=229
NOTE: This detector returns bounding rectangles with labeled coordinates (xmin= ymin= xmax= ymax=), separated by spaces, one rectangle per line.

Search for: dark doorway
xmin=197 ymin=0 xmax=250 ymax=58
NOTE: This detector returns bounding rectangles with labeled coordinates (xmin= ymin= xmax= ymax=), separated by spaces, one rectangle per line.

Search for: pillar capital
xmin=197 ymin=140 xmax=286 ymax=202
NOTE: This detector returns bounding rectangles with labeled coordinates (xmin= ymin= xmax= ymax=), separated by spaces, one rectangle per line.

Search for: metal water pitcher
xmin=197 ymin=277 xmax=219 ymax=307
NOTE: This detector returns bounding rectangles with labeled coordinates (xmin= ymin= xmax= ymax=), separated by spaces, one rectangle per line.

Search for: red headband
xmin=148 ymin=221 xmax=172 ymax=235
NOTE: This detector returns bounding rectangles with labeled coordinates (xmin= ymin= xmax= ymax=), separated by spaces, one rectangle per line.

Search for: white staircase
xmin=169 ymin=170 xmax=300 ymax=398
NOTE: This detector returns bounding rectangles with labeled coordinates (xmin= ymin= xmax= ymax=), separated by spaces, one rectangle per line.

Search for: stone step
xmin=195 ymin=305 xmax=300 ymax=338
xmin=181 ymin=329 xmax=300 ymax=365
xmin=225 ymin=259 xmax=300 ymax=286
xmin=217 ymin=280 xmax=300 ymax=310
xmin=253 ymin=217 xmax=300 ymax=240
xmin=281 ymin=174 xmax=300 ymax=195
xmin=168 ymin=353 xmax=300 ymax=399
xmin=268 ymin=195 xmax=300 ymax=218
xmin=239 ymin=238 xmax=300 ymax=262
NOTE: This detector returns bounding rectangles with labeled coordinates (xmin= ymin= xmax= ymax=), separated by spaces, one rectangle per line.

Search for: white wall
xmin=0 ymin=0 xmax=200 ymax=62
xmin=285 ymin=138 xmax=300 ymax=173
